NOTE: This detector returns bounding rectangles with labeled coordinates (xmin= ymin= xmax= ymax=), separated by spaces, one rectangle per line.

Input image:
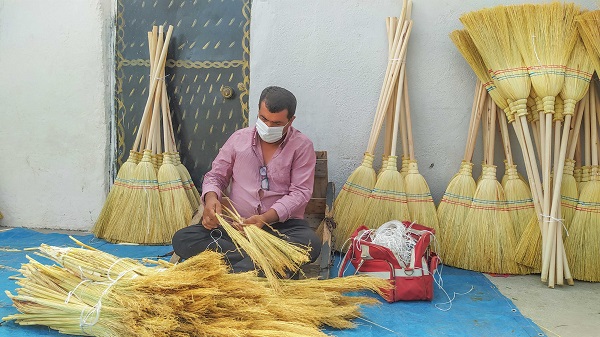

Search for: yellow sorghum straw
xmin=4 ymin=247 xmax=386 ymax=337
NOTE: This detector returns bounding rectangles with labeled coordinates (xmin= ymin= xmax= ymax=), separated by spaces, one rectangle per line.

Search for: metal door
xmin=114 ymin=0 xmax=250 ymax=188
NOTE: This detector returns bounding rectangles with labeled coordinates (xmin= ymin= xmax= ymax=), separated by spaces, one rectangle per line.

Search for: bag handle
xmin=338 ymin=245 xmax=354 ymax=277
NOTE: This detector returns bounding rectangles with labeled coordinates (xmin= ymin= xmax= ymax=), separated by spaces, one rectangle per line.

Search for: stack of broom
xmin=440 ymin=3 xmax=600 ymax=285
xmin=93 ymin=25 xmax=200 ymax=245
xmin=333 ymin=0 xmax=439 ymax=251
xmin=4 ymin=243 xmax=389 ymax=336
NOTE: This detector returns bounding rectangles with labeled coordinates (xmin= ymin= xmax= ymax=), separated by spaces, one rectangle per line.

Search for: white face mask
xmin=256 ymin=118 xmax=289 ymax=143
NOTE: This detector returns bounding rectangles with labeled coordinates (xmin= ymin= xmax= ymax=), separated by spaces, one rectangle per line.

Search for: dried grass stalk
xmin=5 ymin=246 xmax=387 ymax=337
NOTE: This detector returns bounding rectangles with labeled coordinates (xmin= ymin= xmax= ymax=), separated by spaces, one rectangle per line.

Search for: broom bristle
xmin=507 ymin=3 xmax=579 ymax=113
xmin=332 ymin=152 xmax=377 ymax=251
xmin=502 ymin=164 xmax=535 ymax=237
xmin=560 ymin=159 xmax=578 ymax=230
xmin=577 ymin=10 xmax=600 ymax=77
xmin=158 ymin=152 xmax=193 ymax=236
xmin=437 ymin=161 xmax=476 ymax=264
xmin=110 ymin=149 xmax=167 ymax=244
xmin=92 ymin=150 xmax=140 ymax=238
xmin=562 ymin=38 xmax=594 ymax=115
xmin=513 ymin=214 xmax=542 ymax=271
xmin=453 ymin=165 xmax=524 ymax=274
xmin=400 ymin=156 xmax=409 ymax=178
xmin=565 ymin=175 xmax=600 ymax=281
xmin=363 ymin=156 xmax=409 ymax=229
xmin=461 ymin=6 xmax=530 ymax=104
xmin=173 ymin=152 xmax=201 ymax=211
xmin=404 ymin=160 xmax=439 ymax=240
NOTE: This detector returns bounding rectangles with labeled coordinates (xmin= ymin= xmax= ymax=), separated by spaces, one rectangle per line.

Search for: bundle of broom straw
xmin=215 ymin=204 xmax=311 ymax=291
xmin=93 ymin=25 xmax=198 ymax=245
xmin=332 ymin=2 xmax=413 ymax=251
xmin=4 ymin=244 xmax=388 ymax=337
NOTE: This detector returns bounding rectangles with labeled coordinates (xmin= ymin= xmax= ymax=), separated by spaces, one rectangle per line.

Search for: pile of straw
xmin=4 ymin=245 xmax=388 ymax=337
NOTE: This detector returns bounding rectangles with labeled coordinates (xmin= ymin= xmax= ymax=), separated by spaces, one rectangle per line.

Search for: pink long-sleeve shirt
xmin=201 ymin=125 xmax=316 ymax=221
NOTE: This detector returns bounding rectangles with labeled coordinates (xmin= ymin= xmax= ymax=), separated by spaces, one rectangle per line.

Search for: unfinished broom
xmin=332 ymin=12 xmax=412 ymax=251
xmin=216 ymin=205 xmax=311 ymax=290
xmin=5 ymin=246 xmax=388 ymax=337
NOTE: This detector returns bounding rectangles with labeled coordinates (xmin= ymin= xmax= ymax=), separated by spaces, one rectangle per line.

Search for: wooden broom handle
xmin=134 ymin=29 xmax=157 ymax=152
xmin=366 ymin=19 xmax=406 ymax=152
xmin=403 ymin=73 xmax=414 ymax=160
xmin=391 ymin=65 xmax=406 ymax=156
xmin=488 ymin=95 xmax=497 ymax=165
xmin=567 ymin=92 xmax=588 ymax=160
xmin=383 ymin=17 xmax=398 ymax=157
xmin=132 ymin=25 xmax=173 ymax=152
xmin=466 ymin=83 xmax=487 ymax=162
xmin=400 ymin=74 xmax=409 ymax=158
xmin=498 ymin=101 xmax=513 ymax=166
xmin=150 ymin=26 xmax=165 ymax=153
xmin=368 ymin=20 xmax=412 ymax=153
xmin=463 ymin=81 xmax=482 ymax=161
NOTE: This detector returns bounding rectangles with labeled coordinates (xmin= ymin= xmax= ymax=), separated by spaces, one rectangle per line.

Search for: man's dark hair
xmin=259 ymin=86 xmax=297 ymax=119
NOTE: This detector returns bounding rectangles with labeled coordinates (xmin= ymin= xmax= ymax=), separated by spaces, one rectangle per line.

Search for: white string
xmin=540 ymin=214 xmax=569 ymax=236
xmin=371 ymin=221 xmax=416 ymax=265
xmin=79 ymin=266 xmax=140 ymax=335
xmin=433 ymin=267 xmax=474 ymax=312
xmin=356 ymin=317 xmax=406 ymax=336
xmin=531 ymin=34 xmax=544 ymax=70
xmin=208 ymin=229 xmax=223 ymax=250
xmin=65 ymin=279 xmax=91 ymax=304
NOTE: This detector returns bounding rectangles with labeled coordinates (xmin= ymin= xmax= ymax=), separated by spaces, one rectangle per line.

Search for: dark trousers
xmin=172 ymin=218 xmax=321 ymax=273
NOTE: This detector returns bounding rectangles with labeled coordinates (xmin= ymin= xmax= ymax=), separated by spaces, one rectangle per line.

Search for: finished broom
xmin=437 ymin=81 xmax=484 ymax=263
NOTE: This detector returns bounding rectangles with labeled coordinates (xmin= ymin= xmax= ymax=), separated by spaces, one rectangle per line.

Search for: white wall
xmin=249 ymin=0 xmax=597 ymax=204
xmin=0 ymin=0 xmax=114 ymax=230
xmin=0 ymin=0 xmax=597 ymax=230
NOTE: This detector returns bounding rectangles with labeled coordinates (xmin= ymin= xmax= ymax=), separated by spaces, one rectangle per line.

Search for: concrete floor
xmin=486 ymin=274 xmax=600 ymax=337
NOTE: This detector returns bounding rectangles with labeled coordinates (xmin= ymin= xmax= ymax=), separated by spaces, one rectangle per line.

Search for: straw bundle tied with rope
xmin=4 ymin=243 xmax=389 ymax=337
xmin=332 ymin=1 xmax=413 ymax=251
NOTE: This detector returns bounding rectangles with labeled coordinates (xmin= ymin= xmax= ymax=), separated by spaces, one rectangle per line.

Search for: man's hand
xmin=241 ymin=215 xmax=267 ymax=229
xmin=202 ymin=192 xmax=222 ymax=230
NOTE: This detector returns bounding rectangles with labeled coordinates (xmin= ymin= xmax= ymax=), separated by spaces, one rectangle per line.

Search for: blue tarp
xmin=0 ymin=228 xmax=545 ymax=336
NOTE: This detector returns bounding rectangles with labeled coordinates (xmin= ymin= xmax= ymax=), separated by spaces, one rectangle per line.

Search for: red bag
xmin=338 ymin=221 xmax=439 ymax=302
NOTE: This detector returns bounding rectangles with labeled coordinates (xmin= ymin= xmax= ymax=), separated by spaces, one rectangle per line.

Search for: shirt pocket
xmin=269 ymin=165 xmax=292 ymax=191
